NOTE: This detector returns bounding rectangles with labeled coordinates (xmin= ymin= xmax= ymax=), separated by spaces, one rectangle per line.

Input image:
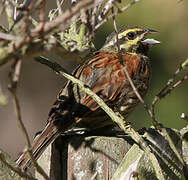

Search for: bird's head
xmin=101 ymin=27 xmax=160 ymax=54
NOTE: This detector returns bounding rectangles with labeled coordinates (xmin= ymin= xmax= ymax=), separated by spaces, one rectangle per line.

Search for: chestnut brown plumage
xmin=16 ymin=27 xmax=159 ymax=170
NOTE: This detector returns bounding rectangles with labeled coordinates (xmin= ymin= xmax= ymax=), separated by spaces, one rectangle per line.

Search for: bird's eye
xmin=127 ymin=32 xmax=136 ymax=40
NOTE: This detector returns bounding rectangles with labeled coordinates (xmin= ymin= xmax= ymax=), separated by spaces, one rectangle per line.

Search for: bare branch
xmin=111 ymin=12 xmax=165 ymax=179
xmin=0 ymin=0 xmax=94 ymax=66
xmin=161 ymin=75 xmax=187 ymax=97
xmin=8 ymin=59 xmax=49 ymax=180
xmin=98 ymin=0 xmax=116 ymax=21
xmin=32 ymin=0 xmax=94 ymax=35
xmin=94 ymin=0 xmax=141 ymax=32
xmin=35 ymin=56 xmax=166 ymax=180
xmin=151 ymin=59 xmax=188 ymax=123
xmin=151 ymin=59 xmax=188 ymax=177
xmin=0 ymin=32 xmax=17 ymax=40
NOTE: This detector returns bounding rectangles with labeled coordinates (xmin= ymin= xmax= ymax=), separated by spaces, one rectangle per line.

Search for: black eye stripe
xmin=137 ymin=30 xmax=145 ymax=35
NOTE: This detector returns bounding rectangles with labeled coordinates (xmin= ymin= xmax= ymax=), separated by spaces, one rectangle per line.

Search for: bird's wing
xmin=74 ymin=52 xmax=141 ymax=112
xmin=16 ymin=52 xmax=143 ymax=170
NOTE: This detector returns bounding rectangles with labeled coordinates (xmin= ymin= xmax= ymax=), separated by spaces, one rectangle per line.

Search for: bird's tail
xmin=16 ymin=122 xmax=61 ymax=170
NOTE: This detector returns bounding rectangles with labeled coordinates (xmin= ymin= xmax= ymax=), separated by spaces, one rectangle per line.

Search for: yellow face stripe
xmin=119 ymin=28 xmax=144 ymax=37
xmin=118 ymin=28 xmax=145 ymax=51
xmin=101 ymin=27 xmax=146 ymax=52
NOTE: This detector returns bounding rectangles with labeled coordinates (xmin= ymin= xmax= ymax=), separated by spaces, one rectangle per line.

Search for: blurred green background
xmin=0 ymin=0 xmax=187 ymax=158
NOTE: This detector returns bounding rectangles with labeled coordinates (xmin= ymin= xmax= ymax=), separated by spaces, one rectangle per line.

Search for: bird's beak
xmin=146 ymin=29 xmax=158 ymax=34
xmin=142 ymin=38 xmax=160 ymax=45
xmin=142 ymin=29 xmax=160 ymax=45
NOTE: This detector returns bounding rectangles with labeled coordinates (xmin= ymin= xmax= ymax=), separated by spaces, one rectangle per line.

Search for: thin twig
xmin=32 ymin=0 xmax=94 ymax=35
xmin=112 ymin=5 xmax=159 ymax=127
xmin=13 ymin=0 xmax=18 ymax=20
xmin=112 ymin=7 xmax=121 ymax=54
xmin=150 ymin=59 xmax=188 ymax=178
xmin=55 ymin=0 xmax=64 ymax=15
xmin=161 ymin=74 xmax=187 ymax=98
xmin=8 ymin=59 xmax=50 ymax=180
xmin=7 ymin=0 xmax=21 ymax=8
xmin=0 ymin=32 xmax=17 ymax=40
xmin=155 ymin=75 xmax=188 ymax=174
xmin=90 ymin=171 xmax=98 ymax=180
xmin=94 ymin=0 xmax=141 ymax=32
xmin=111 ymin=13 xmax=165 ymax=180
xmin=0 ymin=0 xmax=95 ymax=67
xmin=35 ymin=56 xmax=165 ymax=180
xmin=151 ymin=59 xmax=188 ymax=124
xmin=9 ymin=0 xmax=34 ymax=32
xmin=98 ymin=0 xmax=116 ymax=21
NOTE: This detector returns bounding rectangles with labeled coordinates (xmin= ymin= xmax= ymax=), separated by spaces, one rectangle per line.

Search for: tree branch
xmin=8 ymin=59 xmax=49 ymax=180
xmin=35 ymin=56 xmax=165 ymax=180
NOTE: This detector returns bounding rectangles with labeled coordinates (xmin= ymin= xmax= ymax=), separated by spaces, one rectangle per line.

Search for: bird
xmin=16 ymin=27 xmax=160 ymax=170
